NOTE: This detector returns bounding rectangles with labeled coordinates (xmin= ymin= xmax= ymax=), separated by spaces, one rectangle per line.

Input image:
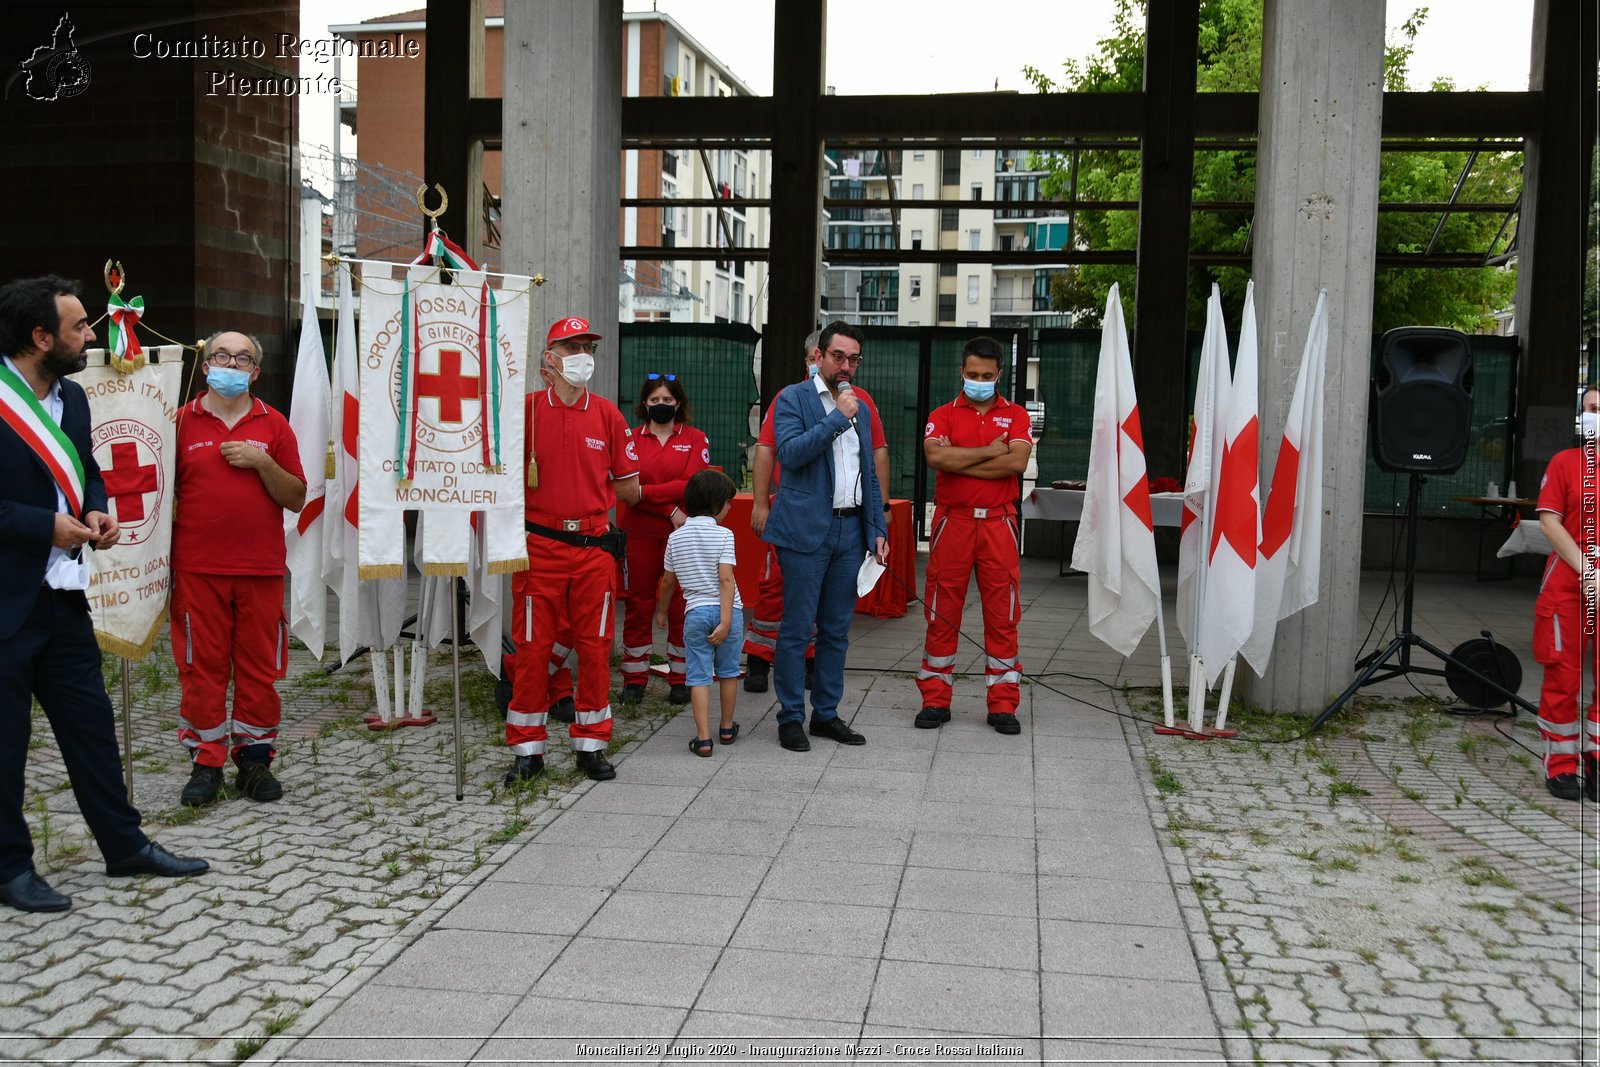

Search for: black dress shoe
xmin=1547 ymin=774 xmax=1583 ymax=801
xmin=504 ymin=754 xmax=545 ymax=785
xmin=744 ymin=657 xmax=770 ymax=693
xmin=105 ymin=842 xmax=209 ymax=878
xmin=915 ymin=706 xmax=951 ymax=729
xmin=809 ymin=717 xmax=865 ymax=745
xmin=547 ymin=697 xmax=577 ymax=724
xmin=778 ymin=722 xmax=811 ymax=752
xmin=576 ymin=750 xmax=617 ymax=781
xmin=987 ymin=712 xmax=1022 ymax=735
xmin=0 ymin=869 xmax=70 ymax=913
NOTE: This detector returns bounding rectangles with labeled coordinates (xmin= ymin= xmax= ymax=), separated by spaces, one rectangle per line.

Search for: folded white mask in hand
xmin=857 ymin=552 xmax=886 ymax=597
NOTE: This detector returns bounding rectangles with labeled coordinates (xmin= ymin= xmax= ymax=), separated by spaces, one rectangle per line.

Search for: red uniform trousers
xmin=917 ymin=507 xmax=1022 ymax=713
xmin=170 ymin=572 xmax=288 ymax=767
xmin=1533 ymin=567 xmax=1600 ymax=778
xmin=508 ymin=532 xmax=616 ymax=756
xmin=742 ymin=542 xmax=816 ymax=664
xmin=619 ymin=527 xmax=686 ymax=688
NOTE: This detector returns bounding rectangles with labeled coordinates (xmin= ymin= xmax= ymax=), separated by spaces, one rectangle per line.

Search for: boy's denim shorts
xmin=683 ymin=605 xmax=745 ymax=686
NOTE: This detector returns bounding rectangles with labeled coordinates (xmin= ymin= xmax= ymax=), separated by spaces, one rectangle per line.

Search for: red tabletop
xmin=721 ymin=494 xmax=917 ymax=618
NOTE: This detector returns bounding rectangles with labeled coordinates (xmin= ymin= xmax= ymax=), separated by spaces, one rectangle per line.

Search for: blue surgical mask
xmin=962 ymin=378 xmax=997 ymax=402
xmin=807 ymin=361 xmax=820 ymax=379
xmin=206 ymin=367 xmax=251 ymax=398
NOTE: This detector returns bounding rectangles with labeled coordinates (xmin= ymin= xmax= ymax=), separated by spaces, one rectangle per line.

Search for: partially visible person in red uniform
xmin=1534 ymin=385 xmax=1600 ymax=802
xmin=745 ymin=331 xmax=890 ymax=692
xmin=916 ymin=336 xmax=1034 ymax=734
xmin=506 ymin=316 xmax=640 ymax=785
xmin=171 ymin=332 xmax=307 ymax=806
xmin=618 ymin=372 xmax=709 ymax=706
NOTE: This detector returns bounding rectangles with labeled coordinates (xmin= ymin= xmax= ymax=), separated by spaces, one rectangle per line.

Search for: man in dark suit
xmin=761 ymin=321 xmax=889 ymax=752
xmin=0 ymin=275 xmax=207 ymax=913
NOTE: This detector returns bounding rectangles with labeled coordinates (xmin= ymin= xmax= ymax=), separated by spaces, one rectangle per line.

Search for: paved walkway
xmin=2 ymin=558 xmax=1595 ymax=1064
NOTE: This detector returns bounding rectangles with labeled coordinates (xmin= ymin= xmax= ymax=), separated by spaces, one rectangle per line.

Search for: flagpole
xmin=452 ymin=579 xmax=464 ymax=801
xmin=121 ymin=658 xmax=134 ymax=802
xmin=1214 ymin=656 xmax=1237 ymax=733
xmin=1153 ymin=582 xmax=1175 ymax=727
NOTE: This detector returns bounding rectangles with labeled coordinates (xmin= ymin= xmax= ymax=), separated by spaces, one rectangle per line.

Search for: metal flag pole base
xmin=1205 ymin=657 xmax=1239 ymax=738
xmin=367 ymin=580 xmax=440 ymax=731
xmin=121 ymin=658 xmax=134 ymax=803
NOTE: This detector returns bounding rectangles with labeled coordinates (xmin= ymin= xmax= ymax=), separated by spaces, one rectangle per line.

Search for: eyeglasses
xmin=553 ymin=340 xmax=599 ymax=354
xmin=824 ymin=349 xmax=864 ymax=367
xmin=646 ymin=372 xmax=677 ymax=382
xmin=208 ymin=350 xmax=257 ymax=368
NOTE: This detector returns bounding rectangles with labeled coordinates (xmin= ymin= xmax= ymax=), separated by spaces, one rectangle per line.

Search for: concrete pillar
xmin=1250 ymin=0 xmax=1385 ymax=713
xmin=501 ymin=0 xmax=623 ymax=390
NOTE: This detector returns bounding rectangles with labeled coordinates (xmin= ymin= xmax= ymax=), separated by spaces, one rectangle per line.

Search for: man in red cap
xmin=506 ymin=316 xmax=640 ymax=783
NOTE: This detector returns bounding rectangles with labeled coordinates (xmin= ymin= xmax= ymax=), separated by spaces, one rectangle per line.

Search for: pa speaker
xmin=1371 ymin=327 xmax=1473 ymax=474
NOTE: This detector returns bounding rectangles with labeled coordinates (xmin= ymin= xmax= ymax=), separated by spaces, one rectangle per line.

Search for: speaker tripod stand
xmin=1309 ymin=472 xmax=1538 ymax=734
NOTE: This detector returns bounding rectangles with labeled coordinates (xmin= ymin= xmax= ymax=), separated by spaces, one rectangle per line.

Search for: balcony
xmin=990 ymin=295 xmax=1059 ymax=314
xmin=829 ymin=295 xmax=899 ymax=314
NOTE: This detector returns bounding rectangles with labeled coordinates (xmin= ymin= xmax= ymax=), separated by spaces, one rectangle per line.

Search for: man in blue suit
xmin=762 ymin=321 xmax=889 ymax=752
xmin=0 ymin=275 xmax=207 ymax=913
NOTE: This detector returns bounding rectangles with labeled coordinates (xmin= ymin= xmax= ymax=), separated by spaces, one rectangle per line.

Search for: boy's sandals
xmin=689 ymin=737 xmax=714 ymax=757
xmin=718 ymin=722 xmax=741 ymax=745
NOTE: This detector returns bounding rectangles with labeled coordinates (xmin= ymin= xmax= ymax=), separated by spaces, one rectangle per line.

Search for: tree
xmin=1023 ymin=0 xmax=1520 ymax=333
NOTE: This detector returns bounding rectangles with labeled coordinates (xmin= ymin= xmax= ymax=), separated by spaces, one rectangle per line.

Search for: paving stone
xmin=756 ymin=855 xmax=902 ymax=907
xmin=883 ymin=908 xmax=1038 ymax=970
xmin=1039 ymin=919 xmax=1198 ymax=981
xmin=727 ymin=898 xmax=891 ymax=959
xmin=699 ymin=947 xmax=877 ymax=1024
xmin=896 ymin=867 xmax=1037 ymax=919
xmin=532 ymin=937 xmax=719 ymax=1009
xmin=584 ymin=889 xmax=742 ymax=946
xmin=867 ymin=960 xmax=1040 ymax=1037
xmin=492 ymin=842 xmax=647 ymax=887
xmin=478 ymin=994 xmax=685 ymax=1064
xmin=906 ymin=830 xmax=1035 ymax=875
xmin=374 ymin=929 xmax=566 ymax=995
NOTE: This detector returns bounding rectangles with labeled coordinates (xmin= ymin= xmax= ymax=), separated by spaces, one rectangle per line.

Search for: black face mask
xmin=647 ymin=403 xmax=677 ymax=424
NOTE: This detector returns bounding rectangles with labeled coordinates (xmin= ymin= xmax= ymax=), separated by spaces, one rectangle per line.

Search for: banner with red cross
xmin=78 ymin=348 xmax=183 ymax=660
xmin=356 ymin=263 xmax=531 ymax=580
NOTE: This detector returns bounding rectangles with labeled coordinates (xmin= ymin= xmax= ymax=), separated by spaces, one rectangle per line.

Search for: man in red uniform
xmin=916 ymin=336 xmax=1034 ymax=734
xmin=172 ymin=331 xmax=308 ymax=806
xmin=618 ymin=373 xmax=710 ymax=705
xmin=506 ymin=316 xmax=640 ymax=784
xmin=1534 ymin=385 xmax=1600 ymax=801
xmin=745 ymin=331 xmax=890 ymax=692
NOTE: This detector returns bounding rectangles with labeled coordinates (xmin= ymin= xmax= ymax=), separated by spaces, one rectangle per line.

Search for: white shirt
xmin=2 ymin=356 xmax=90 ymax=591
xmin=814 ymin=375 xmax=862 ymax=509
xmin=662 ymin=516 xmax=743 ymax=612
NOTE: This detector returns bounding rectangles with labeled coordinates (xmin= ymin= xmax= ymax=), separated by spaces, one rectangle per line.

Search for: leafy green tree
xmin=1023 ymin=0 xmax=1519 ymax=333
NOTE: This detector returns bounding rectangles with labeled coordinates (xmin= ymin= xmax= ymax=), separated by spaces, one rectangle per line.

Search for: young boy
xmin=657 ymin=470 xmax=744 ymax=755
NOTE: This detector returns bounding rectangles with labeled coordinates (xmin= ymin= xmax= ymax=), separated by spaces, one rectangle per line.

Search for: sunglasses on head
xmin=646 ymin=372 xmax=677 ymax=382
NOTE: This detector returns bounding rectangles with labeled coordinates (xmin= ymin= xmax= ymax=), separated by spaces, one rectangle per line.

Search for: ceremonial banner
xmin=79 ymin=348 xmax=183 ymax=659
xmin=357 ymin=264 xmax=530 ymax=579
xmin=327 ymin=267 xmax=407 ymax=666
xmin=1177 ymin=284 xmax=1232 ymax=656
xmin=285 ymin=286 xmax=330 ymax=658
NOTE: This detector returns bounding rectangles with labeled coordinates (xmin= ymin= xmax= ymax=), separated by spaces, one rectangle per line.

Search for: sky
xmin=298 ymin=0 xmax=1536 ymax=160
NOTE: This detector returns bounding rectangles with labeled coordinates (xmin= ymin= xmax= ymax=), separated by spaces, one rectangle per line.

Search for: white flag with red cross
xmin=1241 ymin=289 xmax=1327 ymax=675
xmin=1196 ymin=280 xmax=1261 ymax=686
xmin=285 ymin=285 xmax=330 ymax=658
xmin=1177 ymin=284 xmax=1232 ymax=658
xmin=1072 ymin=284 xmax=1160 ymax=656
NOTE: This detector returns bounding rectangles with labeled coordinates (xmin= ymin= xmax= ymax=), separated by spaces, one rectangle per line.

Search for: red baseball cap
xmin=546 ymin=316 xmax=601 ymax=346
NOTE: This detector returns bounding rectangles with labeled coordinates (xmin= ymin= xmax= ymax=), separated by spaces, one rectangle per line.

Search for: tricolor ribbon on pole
xmin=106 ymin=292 xmax=145 ymax=371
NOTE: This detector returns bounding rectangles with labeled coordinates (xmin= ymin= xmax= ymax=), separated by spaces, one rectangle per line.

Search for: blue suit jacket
xmin=0 ymin=375 xmax=106 ymax=641
xmin=762 ymin=380 xmax=887 ymax=554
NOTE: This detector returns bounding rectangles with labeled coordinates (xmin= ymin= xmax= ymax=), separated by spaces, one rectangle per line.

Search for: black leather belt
xmin=525 ymin=521 xmax=628 ymax=562
xmin=832 ymin=506 xmax=862 ymax=517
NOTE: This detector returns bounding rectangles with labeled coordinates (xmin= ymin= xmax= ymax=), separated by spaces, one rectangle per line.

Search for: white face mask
xmin=1581 ymin=411 xmax=1600 ymax=441
xmin=556 ymin=352 xmax=594 ymax=386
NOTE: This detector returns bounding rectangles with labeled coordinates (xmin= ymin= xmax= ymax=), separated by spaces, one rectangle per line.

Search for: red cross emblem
xmin=415 ymin=349 xmax=480 ymax=425
xmin=102 ymin=441 xmax=159 ymax=525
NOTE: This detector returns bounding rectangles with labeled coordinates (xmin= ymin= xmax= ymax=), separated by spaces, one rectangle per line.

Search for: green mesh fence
xmin=1032 ymin=327 xmax=1519 ymax=517
xmin=616 ymin=323 xmax=761 ymax=483
xmin=1033 ymin=329 xmax=1103 ymax=486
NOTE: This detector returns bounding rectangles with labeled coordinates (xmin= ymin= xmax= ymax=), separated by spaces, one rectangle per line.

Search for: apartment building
xmin=330 ymin=6 xmax=769 ymax=328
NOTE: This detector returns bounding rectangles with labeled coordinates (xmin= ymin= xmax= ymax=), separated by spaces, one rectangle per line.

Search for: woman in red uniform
xmin=618 ymin=373 xmax=710 ymax=705
xmin=1534 ymin=385 xmax=1600 ymax=801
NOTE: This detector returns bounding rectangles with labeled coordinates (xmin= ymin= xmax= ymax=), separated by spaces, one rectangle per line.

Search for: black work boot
xmin=235 ymin=760 xmax=283 ymax=802
xmin=180 ymin=764 xmax=223 ymax=807
xmin=744 ymin=657 xmax=770 ymax=693
xmin=575 ymin=750 xmax=616 ymax=781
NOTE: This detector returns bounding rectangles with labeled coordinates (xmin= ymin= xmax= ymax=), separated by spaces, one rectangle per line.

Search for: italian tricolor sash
xmin=0 ymin=362 xmax=86 ymax=517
